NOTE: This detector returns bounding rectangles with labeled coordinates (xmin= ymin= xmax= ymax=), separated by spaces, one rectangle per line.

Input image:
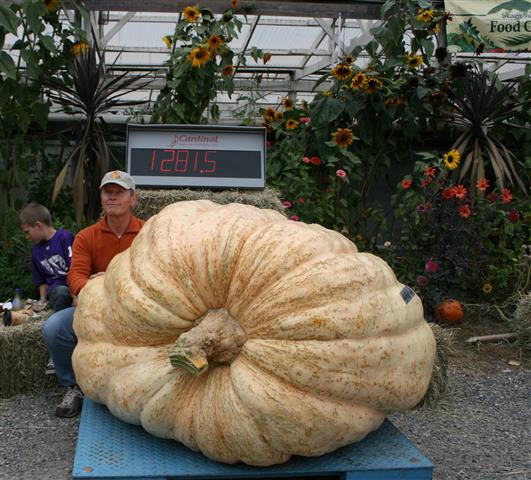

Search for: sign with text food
xmin=126 ymin=124 xmax=266 ymax=189
xmin=445 ymin=0 xmax=531 ymax=53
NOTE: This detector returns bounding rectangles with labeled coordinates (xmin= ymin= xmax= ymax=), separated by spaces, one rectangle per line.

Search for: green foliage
xmin=152 ymin=3 xmax=265 ymax=124
xmin=41 ymin=39 xmax=151 ymax=221
xmin=0 ymin=0 xmax=81 ymax=238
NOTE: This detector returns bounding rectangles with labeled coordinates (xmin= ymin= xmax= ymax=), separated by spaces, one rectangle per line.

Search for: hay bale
xmin=133 ymin=187 xmax=285 ymax=220
xmin=0 ymin=317 xmax=56 ymax=398
xmin=415 ymin=322 xmax=454 ymax=409
xmin=509 ymin=293 xmax=531 ymax=352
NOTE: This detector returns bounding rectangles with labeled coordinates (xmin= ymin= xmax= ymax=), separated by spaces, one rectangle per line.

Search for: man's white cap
xmin=99 ymin=170 xmax=135 ymax=191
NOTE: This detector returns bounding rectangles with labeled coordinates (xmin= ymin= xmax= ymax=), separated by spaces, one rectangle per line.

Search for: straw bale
xmin=415 ymin=322 xmax=454 ymax=409
xmin=133 ymin=187 xmax=285 ymax=220
xmin=509 ymin=293 xmax=531 ymax=352
xmin=0 ymin=315 xmax=55 ymax=398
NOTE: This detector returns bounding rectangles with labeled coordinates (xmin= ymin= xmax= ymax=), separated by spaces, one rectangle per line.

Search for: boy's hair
xmin=18 ymin=202 xmax=52 ymax=227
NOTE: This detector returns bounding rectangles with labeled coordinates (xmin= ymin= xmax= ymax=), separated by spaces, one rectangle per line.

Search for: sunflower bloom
xmin=222 ymin=64 xmax=234 ymax=76
xmin=482 ymin=282 xmax=493 ymax=294
xmin=263 ymin=52 xmax=272 ymax=64
xmin=285 ymin=119 xmax=299 ymax=130
xmin=208 ymin=35 xmax=222 ymax=50
xmin=263 ymin=107 xmax=276 ymax=124
xmin=344 ymin=54 xmax=354 ymax=65
xmin=188 ymin=47 xmax=211 ymax=67
xmin=274 ymin=111 xmax=283 ymax=121
xmin=44 ymin=0 xmax=60 ymax=12
xmin=282 ymin=97 xmax=294 ymax=110
xmin=332 ymin=128 xmax=354 ymax=148
xmin=364 ymin=77 xmax=383 ymax=94
xmin=502 ymin=188 xmax=513 ymax=203
xmin=443 ymin=149 xmax=461 ymax=170
xmin=162 ymin=35 xmax=172 ymax=49
xmin=406 ymin=54 xmax=424 ymax=69
xmin=458 ymin=204 xmax=472 ymax=218
xmin=416 ymin=9 xmax=434 ymax=22
xmin=71 ymin=41 xmax=90 ymax=56
xmin=476 ymin=178 xmax=490 ymax=192
xmin=183 ymin=6 xmax=201 ymax=22
xmin=331 ymin=63 xmax=352 ymax=80
xmin=351 ymin=72 xmax=367 ymax=90
xmin=452 ymin=184 xmax=468 ymax=199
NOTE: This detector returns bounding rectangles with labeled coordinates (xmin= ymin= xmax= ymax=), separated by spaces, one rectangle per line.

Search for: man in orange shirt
xmin=43 ymin=171 xmax=144 ymax=417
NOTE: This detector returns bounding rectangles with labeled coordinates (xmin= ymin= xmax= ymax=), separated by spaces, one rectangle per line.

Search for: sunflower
xmin=183 ymin=6 xmax=201 ymax=23
xmin=443 ymin=149 xmax=461 ymax=170
xmin=416 ymin=9 xmax=434 ymax=23
xmin=285 ymin=119 xmax=299 ymax=130
xmin=208 ymin=35 xmax=222 ymax=50
xmin=262 ymin=52 xmax=272 ymax=64
xmin=282 ymin=97 xmax=294 ymax=110
xmin=44 ymin=0 xmax=60 ymax=12
xmin=162 ymin=35 xmax=172 ymax=49
xmin=188 ymin=46 xmax=211 ymax=67
xmin=262 ymin=107 xmax=276 ymax=124
xmin=364 ymin=77 xmax=383 ymax=94
xmin=406 ymin=54 xmax=424 ymax=69
xmin=274 ymin=111 xmax=283 ymax=121
xmin=331 ymin=63 xmax=352 ymax=81
xmin=351 ymin=72 xmax=367 ymax=90
xmin=221 ymin=64 xmax=234 ymax=76
xmin=332 ymin=128 xmax=354 ymax=148
xmin=70 ymin=41 xmax=90 ymax=57
xmin=231 ymin=0 xmax=238 ymax=7
xmin=344 ymin=54 xmax=354 ymax=65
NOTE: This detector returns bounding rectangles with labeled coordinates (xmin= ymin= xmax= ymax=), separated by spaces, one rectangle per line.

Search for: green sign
xmin=445 ymin=0 xmax=531 ymax=52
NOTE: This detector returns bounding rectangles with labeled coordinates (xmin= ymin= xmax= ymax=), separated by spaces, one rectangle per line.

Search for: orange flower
xmin=502 ymin=188 xmax=512 ymax=203
xmin=424 ymin=166 xmax=437 ymax=177
xmin=452 ymin=184 xmax=468 ymax=200
xmin=44 ymin=0 xmax=60 ymax=12
xmin=208 ymin=35 xmax=222 ymax=50
xmin=420 ymin=178 xmax=432 ymax=188
xmin=401 ymin=178 xmax=413 ymax=190
xmin=459 ymin=204 xmax=472 ymax=218
xmin=231 ymin=0 xmax=238 ymax=7
xmin=476 ymin=178 xmax=490 ymax=192
xmin=222 ymin=64 xmax=234 ymax=76
xmin=442 ymin=187 xmax=455 ymax=199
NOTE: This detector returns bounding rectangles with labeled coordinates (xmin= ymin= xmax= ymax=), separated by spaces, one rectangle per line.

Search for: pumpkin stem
xmin=169 ymin=308 xmax=246 ymax=375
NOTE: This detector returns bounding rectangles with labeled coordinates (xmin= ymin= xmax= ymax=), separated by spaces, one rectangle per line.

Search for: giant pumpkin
xmin=72 ymin=200 xmax=436 ymax=466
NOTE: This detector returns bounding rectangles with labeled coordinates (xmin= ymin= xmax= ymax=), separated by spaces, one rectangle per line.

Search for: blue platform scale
xmin=73 ymin=398 xmax=433 ymax=480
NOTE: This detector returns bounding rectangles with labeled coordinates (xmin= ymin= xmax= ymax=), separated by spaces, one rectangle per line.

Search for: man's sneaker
xmin=45 ymin=358 xmax=56 ymax=375
xmin=55 ymin=385 xmax=83 ymax=418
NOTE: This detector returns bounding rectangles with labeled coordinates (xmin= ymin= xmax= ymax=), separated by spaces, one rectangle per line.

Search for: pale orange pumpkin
xmin=72 ymin=200 xmax=436 ymax=466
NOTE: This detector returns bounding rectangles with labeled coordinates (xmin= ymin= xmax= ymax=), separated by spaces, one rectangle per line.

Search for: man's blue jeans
xmin=42 ymin=307 xmax=77 ymax=387
xmin=47 ymin=285 xmax=73 ymax=312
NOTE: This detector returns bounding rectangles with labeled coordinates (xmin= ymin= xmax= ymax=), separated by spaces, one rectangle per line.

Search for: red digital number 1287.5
xmin=150 ymin=149 xmax=216 ymax=174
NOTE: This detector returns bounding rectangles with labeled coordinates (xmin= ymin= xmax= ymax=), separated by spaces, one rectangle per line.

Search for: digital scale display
xmin=126 ymin=125 xmax=266 ymax=189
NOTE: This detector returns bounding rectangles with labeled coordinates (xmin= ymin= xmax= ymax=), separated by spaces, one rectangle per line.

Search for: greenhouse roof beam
xmin=100 ymin=11 xmax=137 ymax=48
xmin=82 ymin=0 xmax=393 ymax=19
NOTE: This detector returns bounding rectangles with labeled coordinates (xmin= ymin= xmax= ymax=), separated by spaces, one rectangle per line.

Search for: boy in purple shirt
xmin=18 ymin=202 xmax=74 ymax=312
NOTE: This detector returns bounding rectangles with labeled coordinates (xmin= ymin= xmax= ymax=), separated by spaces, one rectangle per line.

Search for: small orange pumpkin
xmin=435 ymin=299 xmax=463 ymax=324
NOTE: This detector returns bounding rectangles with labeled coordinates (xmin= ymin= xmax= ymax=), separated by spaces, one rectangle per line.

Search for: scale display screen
xmin=126 ymin=125 xmax=266 ymax=189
